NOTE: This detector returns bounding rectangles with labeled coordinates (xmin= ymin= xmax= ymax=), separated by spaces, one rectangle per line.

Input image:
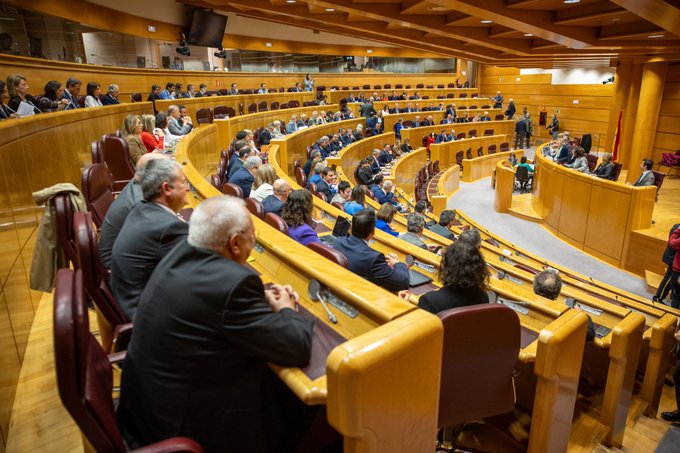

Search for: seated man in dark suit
xmin=333 ymin=208 xmax=410 ymax=292
xmin=99 ymin=153 xmax=166 ymax=268
xmin=262 ymin=179 xmax=291 ymax=217
xmin=315 ymin=167 xmax=336 ymax=201
xmin=228 ymin=156 xmax=261 ymax=198
xmin=258 ymin=123 xmax=274 ymax=146
xmin=426 ymin=209 xmax=456 ymax=241
xmin=302 ymin=150 xmax=322 ymax=178
xmin=110 ymin=159 xmax=190 ymax=320
xmin=365 ymin=112 xmax=378 ymax=135
xmin=357 ymin=159 xmax=377 ymax=186
xmin=117 ymin=195 xmax=314 ymax=452
xmin=534 ymin=270 xmax=595 ymax=341
xmin=378 ymin=145 xmax=394 ymax=165
xmin=369 ymin=149 xmax=382 ymax=173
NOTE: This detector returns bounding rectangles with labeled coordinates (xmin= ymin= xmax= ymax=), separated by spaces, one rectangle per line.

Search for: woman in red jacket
xmin=140 ymin=113 xmax=164 ymax=152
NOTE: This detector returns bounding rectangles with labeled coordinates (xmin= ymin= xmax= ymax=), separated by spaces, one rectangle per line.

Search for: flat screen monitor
xmin=187 ymin=10 xmax=228 ymax=48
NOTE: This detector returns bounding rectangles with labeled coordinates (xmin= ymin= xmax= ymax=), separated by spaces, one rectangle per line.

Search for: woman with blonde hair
xmin=249 ymin=164 xmax=277 ymax=202
xmin=6 ymin=74 xmax=40 ymax=115
xmin=121 ymin=114 xmax=147 ymax=164
xmin=140 ymin=114 xmax=164 ymax=152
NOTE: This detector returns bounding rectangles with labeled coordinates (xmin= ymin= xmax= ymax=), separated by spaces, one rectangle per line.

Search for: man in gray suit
xmin=167 ymin=104 xmax=193 ymax=135
xmin=633 ymin=159 xmax=655 ymax=187
xmin=427 ymin=210 xmax=457 ymax=241
xmin=110 ymin=159 xmax=190 ymax=320
xmin=98 ymin=153 xmax=166 ymax=267
xmin=399 ymin=214 xmax=439 ymax=253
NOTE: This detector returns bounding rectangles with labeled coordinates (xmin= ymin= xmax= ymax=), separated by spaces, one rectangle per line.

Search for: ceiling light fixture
xmin=481 ymin=20 xmax=493 ymax=24
xmin=286 ymin=0 xmax=296 ymax=3
xmin=648 ymin=34 xmax=664 ymax=38
xmin=367 ymin=49 xmax=373 ymax=54
xmin=564 ymin=0 xmax=580 ymax=4
xmin=325 ymin=8 xmax=335 ymax=12
xmin=524 ymin=33 xmax=533 ymax=37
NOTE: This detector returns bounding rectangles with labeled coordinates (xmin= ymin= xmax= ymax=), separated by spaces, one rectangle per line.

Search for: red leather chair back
xmin=258 ymin=101 xmax=268 ymax=112
xmin=308 ymin=242 xmax=348 ymax=268
xmin=296 ymin=167 xmax=307 ymax=187
xmin=73 ymin=212 xmax=129 ymax=351
xmin=270 ymin=101 xmax=279 ymax=110
xmin=54 ymin=193 xmax=79 ymax=269
xmin=130 ymin=93 xmax=142 ymax=102
xmin=248 ymin=103 xmax=258 ymax=113
xmin=81 ymin=163 xmax=114 ymax=229
xmin=456 ymin=132 xmax=465 ymax=140
xmin=495 ymin=114 xmax=504 ymax=120
xmin=500 ymin=142 xmax=510 ymax=153
xmin=100 ymin=135 xmax=135 ymax=192
xmin=53 ymin=268 xmax=127 ymax=452
xmin=488 ymin=144 xmax=497 ymax=154
xmin=437 ymin=304 xmax=520 ymax=427
xmin=612 ymin=162 xmax=623 ymax=182
xmin=91 ymin=140 xmax=102 ymax=163
xmin=54 ymin=268 xmax=203 ymax=452
xmin=221 ymin=182 xmax=244 ymax=199
xmin=210 ymin=174 xmax=221 ymax=190
xmin=264 ymin=213 xmax=289 ymax=235
xmin=456 ymin=151 xmax=464 ymax=166
xmin=246 ymin=198 xmax=265 ymax=220
xmin=484 ymin=128 xmax=494 ymax=136
xmin=196 ymin=108 xmax=213 ymax=124
xmin=652 ymin=170 xmax=666 ymax=193
xmin=466 ymin=149 xmax=473 ymax=159
xmin=468 ymin=129 xmax=477 ymax=138
xmin=331 ymin=201 xmax=344 ymax=211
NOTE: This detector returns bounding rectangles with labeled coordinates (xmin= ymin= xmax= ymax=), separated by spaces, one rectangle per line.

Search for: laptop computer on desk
xmin=319 ymin=216 xmax=351 ymax=246
xmin=404 ymin=255 xmax=434 ymax=287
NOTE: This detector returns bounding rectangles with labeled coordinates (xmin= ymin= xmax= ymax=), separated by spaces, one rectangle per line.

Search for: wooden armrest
xmin=108 ymin=351 xmax=127 ymax=365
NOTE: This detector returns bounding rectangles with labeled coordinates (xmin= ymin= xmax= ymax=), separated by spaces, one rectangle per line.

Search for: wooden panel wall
xmin=652 ymin=63 xmax=680 ymax=164
xmin=0 ymin=55 xmax=460 ymax=103
xmin=0 ymin=103 xmax=151 ymax=451
xmin=479 ymin=66 xmax=613 ymax=151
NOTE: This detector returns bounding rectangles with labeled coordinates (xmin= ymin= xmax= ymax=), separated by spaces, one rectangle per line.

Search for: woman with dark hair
xmin=304 ymin=73 xmax=314 ymax=92
xmin=344 ymin=186 xmax=366 ymax=215
xmin=84 ymin=82 xmax=103 ymax=107
xmin=38 ymin=80 xmax=70 ymax=112
xmin=418 ymin=241 xmax=490 ymax=314
xmin=0 ymin=81 xmax=18 ymax=119
xmin=7 ymin=74 xmax=40 ymax=115
xmin=376 ymin=203 xmax=398 ymax=237
xmin=282 ymin=189 xmax=320 ymax=246
xmin=401 ymin=138 xmax=413 ymax=154
xmin=425 ymin=132 xmax=436 ymax=150
xmin=566 ymin=147 xmax=588 ymax=173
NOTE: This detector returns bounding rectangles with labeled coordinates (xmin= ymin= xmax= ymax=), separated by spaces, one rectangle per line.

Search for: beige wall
xmin=479 ymin=66 xmax=613 ymax=151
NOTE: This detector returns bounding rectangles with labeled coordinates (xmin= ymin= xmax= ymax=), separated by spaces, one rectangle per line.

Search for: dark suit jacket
xmin=378 ymin=150 xmax=393 ymax=165
xmin=370 ymin=156 xmax=381 ymax=173
xmin=427 ymin=223 xmax=456 ymax=240
xmin=118 ymin=240 xmax=313 ymax=452
xmin=262 ymin=194 xmax=285 ymax=217
xmin=259 ymin=129 xmax=272 ymax=145
xmin=98 ymin=180 xmax=143 ymax=268
xmin=418 ymin=285 xmax=488 ymax=314
xmin=228 ymin=167 xmax=255 ymax=198
xmin=110 ymin=201 xmax=189 ymax=320
xmin=316 ymin=179 xmax=333 ymax=201
xmin=333 ymin=236 xmax=409 ymax=291
xmin=101 ymin=93 xmax=120 ymax=105
xmin=371 ymin=185 xmax=397 ymax=206
xmin=593 ymin=162 xmax=615 ymax=180
xmin=357 ymin=167 xmax=375 ymax=186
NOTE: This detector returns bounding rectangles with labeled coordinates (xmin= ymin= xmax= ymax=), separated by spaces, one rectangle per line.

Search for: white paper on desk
xmin=17 ymin=101 xmax=35 ymax=117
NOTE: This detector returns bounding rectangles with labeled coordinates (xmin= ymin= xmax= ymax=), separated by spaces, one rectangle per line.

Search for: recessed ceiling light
xmin=325 ymin=8 xmax=335 ymax=12
xmin=564 ymin=0 xmax=580 ymax=4
xmin=367 ymin=49 xmax=373 ymax=54
xmin=481 ymin=20 xmax=493 ymax=24
xmin=286 ymin=0 xmax=296 ymax=3
xmin=648 ymin=34 xmax=665 ymax=38
xmin=524 ymin=33 xmax=533 ymax=37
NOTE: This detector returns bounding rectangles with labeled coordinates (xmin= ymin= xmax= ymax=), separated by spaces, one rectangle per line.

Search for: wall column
xmin=626 ymin=62 xmax=668 ymax=183
xmin=605 ymin=60 xmax=633 ymax=152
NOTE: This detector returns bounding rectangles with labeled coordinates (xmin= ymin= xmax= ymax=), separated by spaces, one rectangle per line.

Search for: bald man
xmin=99 ymin=153 xmax=167 ymax=267
xmin=262 ymin=179 xmax=291 ymax=217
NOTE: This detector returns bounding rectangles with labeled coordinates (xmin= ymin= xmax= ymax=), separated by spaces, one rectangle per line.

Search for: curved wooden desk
xmin=325 ymin=88 xmax=477 ymax=105
xmin=400 ymin=119 xmax=514 ymax=145
xmin=430 ymin=135 xmax=513 ymax=177
xmin=529 ymin=148 xmax=656 ymax=267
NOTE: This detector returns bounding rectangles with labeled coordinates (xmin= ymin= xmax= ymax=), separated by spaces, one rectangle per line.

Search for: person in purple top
xmin=282 ymin=189 xmax=320 ymax=246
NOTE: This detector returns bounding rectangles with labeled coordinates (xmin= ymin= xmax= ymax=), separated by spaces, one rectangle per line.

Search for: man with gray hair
xmin=110 ymin=158 xmax=190 ymax=320
xmin=399 ymin=214 xmax=435 ymax=251
xmin=167 ymin=105 xmax=192 ymax=136
xmin=228 ymin=155 xmax=261 ymax=198
xmin=101 ymin=84 xmax=120 ymax=105
xmin=287 ymin=115 xmax=298 ymax=134
xmin=458 ymin=227 xmax=481 ymax=248
xmin=99 ymin=153 xmax=167 ymax=267
xmin=118 ymin=195 xmax=313 ymax=452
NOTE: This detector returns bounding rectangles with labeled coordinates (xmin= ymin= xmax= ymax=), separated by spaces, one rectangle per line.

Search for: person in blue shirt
xmin=159 ymin=82 xmax=175 ymax=100
xmin=307 ymin=162 xmax=324 ymax=187
xmin=394 ymin=118 xmax=403 ymax=139
xmin=303 ymin=74 xmax=314 ymax=92
xmin=344 ymin=186 xmax=367 ymax=216
xmin=493 ymin=91 xmax=503 ymax=109
xmin=366 ymin=112 xmax=378 ymax=135
xmin=371 ymin=175 xmax=399 ymax=207
xmin=376 ymin=203 xmax=399 ymax=237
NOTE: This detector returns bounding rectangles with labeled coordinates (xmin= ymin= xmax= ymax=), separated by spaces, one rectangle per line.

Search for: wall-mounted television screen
xmin=187 ymin=10 xmax=228 ymax=48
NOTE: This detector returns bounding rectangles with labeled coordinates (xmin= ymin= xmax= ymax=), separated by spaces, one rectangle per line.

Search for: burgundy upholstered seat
xmin=81 ymin=163 xmax=115 ymax=229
